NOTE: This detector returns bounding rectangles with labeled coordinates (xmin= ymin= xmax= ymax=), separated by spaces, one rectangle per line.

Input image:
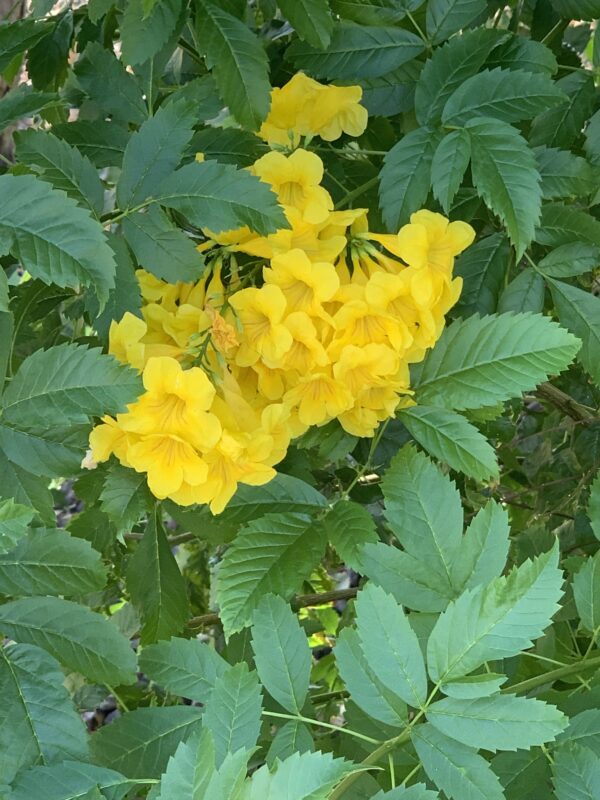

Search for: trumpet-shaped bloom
xmin=89 ymin=415 xmax=137 ymax=466
xmin=109 ymin=313 xmax=147 ymax=371
xmin=282 ymin=312 xmax=330 ymax=374
xmin=330 ymin=300 xmax=412 ymax=358
xmin=230 ymin=284 xmax=293 ymax=367
xmin=258 ymin=72 xmax=322 ymax=146
xmin=333 ymin=343 xmax=400 ymax=398
xmin=263 ymin=249 xmax=340 ymax=318
xmin=308 ymin=84 xmax=368 ymax=141
xmin=284 ymin=369 xmax=353 ymax=426
xmin=128 ymin=434 xmax=209 ymax=498
xmin=395 ymin=210 xmax=475 ymax=272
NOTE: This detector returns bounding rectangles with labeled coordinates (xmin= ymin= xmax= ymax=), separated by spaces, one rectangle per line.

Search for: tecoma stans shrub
xmin=0 ymin=1 xmax=599 ymax=800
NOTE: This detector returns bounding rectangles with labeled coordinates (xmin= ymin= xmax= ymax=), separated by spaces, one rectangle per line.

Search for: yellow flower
xmin=89 ymin=415 xmax=138 ymax=466
xmin=329 ymin=300 xmax=412 ymax=358
xmin=128 ymin=434 xmax=209 ymax=498
xmin=308 ymin=84 xmax=368 ymax=141
xmin=258 ymin=72 xmax=322 ymax=146
xmin=333 ymin=343 xmax=400 ymax=398
xmin=120 ymin=357 xmax=221 ymax=451
xmin=395 ymin=210 xmax=475 ymax=272
xmin=195 ymin=152 xmax=205 ymax=163
xmin=252 ymin=149 xmax=333 ymax=224
xmin=109 ymin=312 xmax=147 ymax=371
xmin=230 ymin=284 xmax=293 ymax=367
xmin=263 ymin=249 xmax=340 ymax=318
xmin=206 ymin=306 xmax=239 ymax=356
xmin=284 ymin=369 xmax=353 ymax=426
xmin=281 ymin=311 xmax=330 ymax=374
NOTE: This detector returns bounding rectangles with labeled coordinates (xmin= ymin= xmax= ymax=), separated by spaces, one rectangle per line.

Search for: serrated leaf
xmin=189 ymin=126 xmax=262 ymax=166
xmin=443 ymin=68 xmax=566 ymax=125
xmin=450 ymin=501 xmax=510 ymax=593
xmin=466 ymin=117 xmax=541 ymax=258
xmin=537 ymin=243 xmax=600 ymax=279
xmin=326 ymin=500 xmax=378 ymax=570
xmin=586 ymin=110 xmax=600 ymax=166
xmin=0 ymin=421 xmax=89 ymax=477
xmin=535 ymin=204 xmax=600 ymax=249
xmin=454 ymin=233 xmax=510 ymax=317
xmin=413 ymin=724 xmax=505 ymax=800
xmin=427 ymin=694 xmax=567 ymax=751
xmin=74 ymin=42 xmax=146 ymax=126
xmin=359 ymin=61 xmax=421 ymax=117
xmin=556 ymin=710 xmax=600 ymax=756
xmin=427 ymin=542 xmax=563 ymax=683
xmin=196 ymin=1 xmax=270 ymax=131
xmin=89 ymin=706 xmax=203 ymax=778
xmin=117 ymin=100 xmax=197 ymax=208
xmin=0 ymin=529 xmax=106 ymax=597
xmin=0 ymin=84 xmax=57 ymax=129
xmin=0 ymin=499 xmax=34 ymax=553
xmin=87 ymin=0 xmax=114 ymax=23
xmin=0 ymin=596 xmax=137 ymax=685
xmin=154 ymin=729 xmax=217 ymax=800
xmin=267 ymin=720 xmax=314 ymax=767
xmin=431 ymin=130 xmax=470 ymax=214
xmin=100 ymin=464 xmax=150 ymax=535
xmin=278 ymin=0 xmax=333 ymax=49
xmin=217 ymin=512 xmax=327 ymax=636
xmin=547 ymin=278 xmax=600 ymax=388
xmin=252 ymin=593 xmax=311 ymax=714
xmin=122 ymin=206 xmax=205 ymax=284
xmin=355 ymin=583 xmax=427 ymax=708
xmin=589 ymin=471 xmax=600 ymax=541
xmin=412 ymin=313 xmax=580 ymax=411
xmin=0 ymin=175 xmax=116 ymax=308
xmin=426 ymin=0 xmax=487 ymax=44
xmin=287 ymin=21 xmax=424 ymax=80
xmin=126 ymin=512 xmax=189 ymax=645
xmin=0 ymin=452 xmax=54 ymax=526
xmin=27 ymin=11 xmax=73 ymax=91
xmin=0 ymin=18 xmax=53 ymax=72
xmin=155 ymin=160 xmax=286 ymax=235
xmin=530 ymin=72 xmax=596 ymax=150
xmin=552 ymin=742 xmax=600 ymax=800
xmin=53 ymin=120 xmax=129 ymax=169
xmin=331 ymin=0 xmax=423 ymax=26
xmin=441 ymin=673 xmax=507 ymax=699
xmin=94 ymin=232 xmax=142 ymax=336
xmin=485 ymin=35 xmax=558 ymax=75
xmin=497 ymin=269 xmax=544 ymax=314
xmin=1 ymin=343 xmax=141 ymax=429
xmin=8 ymin=760 xmax=132 ymax=800
xmin=120 ymin=0 xmax=182 ymax=66
xmin=0 ymin=643 xmax=87 ymax=784
xmin=203 ymin=745 xmax=255 ymax=800
xmin=139 ymin=636 xmax=228 ymax=702
xmin=203 ymin=663 xmax=262 ymax=765
xmin=399 ymin=405 xmax=498 ymax=480
xmin=379 ymin=127 xmax=442 ymax=230
xmin=550 ymin=0 xmax=600 ymax=16
xmin=573 ymin=550 xmax=600 ymax=633
xmin=335 ymin=627 xmax=407 ymax=726
xmin=415 ymin=28 xmax=506 ymax=126
xmin=534 ymin=146 xmax=598 ymax=200
xmin=372 ymin=786 xmax=440 ymax=800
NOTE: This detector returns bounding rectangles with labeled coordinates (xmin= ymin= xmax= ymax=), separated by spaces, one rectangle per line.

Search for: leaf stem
xmin=335 ymin=176 xmax=379 ymax=209
xmin=262 ymin=710 xmax=380 ymax=745
xmin=503 ymin=653 xmax=600 ymax=694
xmin=406 ymin=11 xmax=429 ymax=47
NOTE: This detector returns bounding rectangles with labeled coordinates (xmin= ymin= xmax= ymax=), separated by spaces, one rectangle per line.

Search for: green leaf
xmin=535 ymin=204 xmax=600 ymax=249
xmin=155 ymin=729 xmax=217 ymax=800
xmin=556 ymin=710 xmax=600 ymax=756
xmin=485 ymin=35 xmax=558 ymax=75
xmin=89 ymin=706 xmax=203 ymax=779
xmin=217 ymin=512 xmax=327 ymax=636
xmin=382 ymin=445 xmax=463 ymax=589
xmin=497 ymin=269 xmax=544 ymax=314
xmin=126 ymin=512 xmax=189 ymax=645
xmin=534 ymin=146 xmax=598 ymax=200
xmin=412 ymin=313 xmax=580 ymax=411
xmin=190 ymin=127 xmax=262 ymax=166
xmin=415 ymin=28 xmax=506 ymax=126
xmin=454 ymin=233 xmax=510 ymax=317
xmin=426 ymin=0 xmax=487 ymax=44
xmin=0 ymin=175 xmax=116 ymax=308
xmin=537 ymin=243 xmax=600 ymax=279
xmin=440 ymin=673 xmax=507 ymax=699
xmin=203 ymin=663 xmax=263 ymax=765
xmin=359 ymin=61 xmax=421 ymax=118
xmin=449 ymin=501 xmax=510 ymax=593
xmin=100 ymin=464 xmax=150 ymax=535
xmin=88 ymin=0 xmax=115 ymax=23
xmin=427 ymin=694 xmax=567 ymax=751
xmin=278 ymin=0 xmax=333 ymax=48
xmin=330 ymin=0 xmax=423 ymax=26
xmin=585 ymin=110 xmax=600 ymax=166
xmin=122 ymin=206 xmax=205 ymax=284
xmin=379 ymin=127 xmax=442 ymax=230
xmin=1 ymin=343 xmax=141 ymax=429
xmin=0 ymin=18 xmax=53 ymax=72
xmin=0 ymin=529 xmax=106 ymax=597
xmin=139 ymin=636 xmax=228 ymax=702
xmin=14 ymin=129 xmax=104 ymax=216
xmin=120 ymin=0 xmax=182 ymax=66
xmin=53 ymin=120 xmax=129 ymax=169
xmin=589 ymin=471 xmax=600 ymax=541
xmin=550 ymin=0 xmax=600 ymax=16
xmin=431 ymin=130 xmax=470 ymax=214
xmin=155 ymin=160 xmax=286 ymax=235
xmin=0 ymin=452 xmax=54 ymax=526
xmin=195 ymin=1 xmax=270 ymax=131
xmin=243 ymin=751 xmax=358 ymax=800
xmin=529 ymin=72 xmax=596 ymax=150
xmin=413 ymin=724 xmax=505 ymax=800
xmin=573 ymin=551 xmax=600 ymax=633
xmin=94 ymin=233 xmax=142 ymax=337
xmin=74 ymin=42 xmax=146 ymax=126
xmin=427 ymin=542 xmax=563 ymax=683
xmin=0 ymin=643 xmax=87 ymax=784
xmin=287 ymin=21 xmax=424 ymax=80
xmin=117 ymin=100 xmax=197 ymax=208
xmin=27 ymin=11 xmax=73 ymax=91
xmin=355 ymin=583 xmax=428 ymax=708
xmin=0 ymin=421 xmax=89 ymax=478
xmin=552 ymin=743 xmax=600 ymax=800
xmin=8 ymin=761 xmax=132 ymax=800
xmin=0 ymin=499 xmax=34 ymax=553
xmin=442 ymin=68 xmax=566 ymax=126
xmin=326 ymin=500 xmax=378 ymax=570
xmin=335 ymin=627 xmax=407 ymax=726
xmin=466 ymin=117 xmax=541 ymax=258
xmin=399 ymin=406 xmax=498 ymax=481
xmin=267 ymin=720 xmax=314 ymax=767
xmin=251 ymin=593 xmax=311 ymax=714
xmin=0 ymin=596 xmax=137 ymax=685
xmin=0 ymin=269 xmax=7 ymax=313
xmin=0 ymin=84 xmax=58 ymax=130
xmin=547 ymin=278 xmax=600 ymax=387
xmin=372 ymin=786 xmax=440 ymax=800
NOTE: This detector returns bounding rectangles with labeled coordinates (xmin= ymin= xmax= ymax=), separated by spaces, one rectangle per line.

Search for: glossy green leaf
xmin=120 ymin=0 xmax=182 ymax=66
xmin=449 ymin=501 xmax=510 ymax=593
xmin=100 ymin=464 xmax=150 ymax=535
xmin=573 ymin=551 xmax=600 ymax=633
xmin=441 ymin=673 xmax=507 ymax=699
xmin=241 ymin=750 xmax=358 ymax=799
xmin=8 ymin=760 xmax=132 ymax=800
xmin=535 ymin=204 xmax=600 ymax=249
xmin=0 ymin=18 xmax=53 ymax=72
xmin=534 ymin=146 xmax=598 ymax=200
xmin=589 ymin=471 xmax=600 ymax=541
xmin=454 ymin=233 xmax=510 ymax=317
xmin=0 ymin=499 xmax=34 ymax=554
xmin=497 ymin=269 xmax=545 ymax=314
xmin=529 ymin=72 xmax=595 ymax=150
xmin=537 ymin=243 xmax=600 ymax=279
xmin=278 ymin=0 xmax=333 ymax=48
xmin=547 ymin=278 xmax=600 ymax=387
xmin=267 ymin=721 xmax=314 ymax=767
xmin=0 ymin=84 xmax=57 ymax=129
xmin=52 ymin=120 xmax=129 ymax=169
xmin=552 ymin=743 xmax=600 ymax=800
xmin=426 ymin=0 xmax=487 ymax=44
xmin=139 ymin=636 xmax=228 ymax=702
xmin=326 ymin=500 xmax=378 ymax=570
xmin=431 ymin=130 xmax=470 ymax=214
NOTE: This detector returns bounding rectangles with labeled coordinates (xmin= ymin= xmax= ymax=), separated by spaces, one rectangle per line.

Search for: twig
xmin=124 ymin=530 xmax=196 ymax=545
xmin=536 ymin=382 xmax=597 ymax=424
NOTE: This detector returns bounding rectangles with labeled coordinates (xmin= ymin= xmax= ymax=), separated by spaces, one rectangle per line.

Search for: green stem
xmin=503 ymin=654 xmax=600 ymax=695
xmin=101 ymin=200 xmax=154 ymax=225
xmin=335 ymin=176 xmax=379 ymax=209
xmin=262 ymin=711 xmax=380 ymax=745
xmin=406 ymin=11 xmax=429 ymax=47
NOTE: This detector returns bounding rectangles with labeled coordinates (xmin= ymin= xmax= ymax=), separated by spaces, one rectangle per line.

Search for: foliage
xmin=0 ymin=1 xmax=599 ymax=800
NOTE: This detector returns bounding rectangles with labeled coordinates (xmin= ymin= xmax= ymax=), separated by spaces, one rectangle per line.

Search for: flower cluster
xmin=90 ymin=73 xmax=475 ymax=513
